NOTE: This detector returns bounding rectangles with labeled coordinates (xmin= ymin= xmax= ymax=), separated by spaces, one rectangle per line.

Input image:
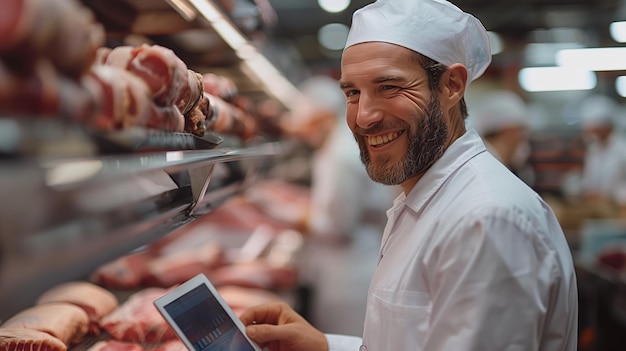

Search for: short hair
xmin=411 ymin=52 xmax=468 ymax=119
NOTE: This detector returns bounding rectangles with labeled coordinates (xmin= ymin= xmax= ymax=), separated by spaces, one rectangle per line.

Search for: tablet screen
xmin=163 ymin=284 xmax=256 ymax=351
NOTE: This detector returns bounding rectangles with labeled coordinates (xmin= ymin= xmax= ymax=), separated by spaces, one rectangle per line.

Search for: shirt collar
xmin=403 ymin=128 xmax=487 ymax=214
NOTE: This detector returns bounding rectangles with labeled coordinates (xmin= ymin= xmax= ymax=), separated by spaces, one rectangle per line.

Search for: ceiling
xmin=267 ymin=0 xmax=626 ymax=72
xmin=81 ymin=0 xmax=626 ymax=104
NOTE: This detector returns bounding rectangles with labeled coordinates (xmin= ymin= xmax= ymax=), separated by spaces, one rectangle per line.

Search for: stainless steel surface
xmin=0 ymin=141 xmax=288 ymax=320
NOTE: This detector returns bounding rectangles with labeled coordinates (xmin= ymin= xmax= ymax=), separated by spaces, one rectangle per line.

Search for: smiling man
xmin=239 ymin=1 xmax=578 ymax=350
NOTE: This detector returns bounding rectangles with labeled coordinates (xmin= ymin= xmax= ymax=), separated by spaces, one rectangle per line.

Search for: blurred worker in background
xmin=240 ymin=0 xmax=578 ymax=350
xmin=296 ymin=75 xmax=395 ymax=242
xmin=471 ymin=90 xmax=535 ymax=186
xmin=579 ymin=94 xmax=626 ymax=217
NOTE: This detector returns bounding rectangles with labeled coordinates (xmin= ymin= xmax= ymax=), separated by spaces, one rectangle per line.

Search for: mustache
xmin=353 ymin=121 xmax=408 ymax=135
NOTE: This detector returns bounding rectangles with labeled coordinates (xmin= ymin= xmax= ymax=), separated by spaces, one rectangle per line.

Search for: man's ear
xmin=439 ymin=63 xmax=468 ymax=109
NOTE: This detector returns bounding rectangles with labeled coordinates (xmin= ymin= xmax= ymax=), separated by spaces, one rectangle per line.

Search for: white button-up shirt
xmin=327 ymin=129 xmax=578 ymax=351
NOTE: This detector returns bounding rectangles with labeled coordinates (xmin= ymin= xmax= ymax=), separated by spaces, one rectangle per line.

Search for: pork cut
xmin=176 ymin=69 xmax=204 ymax=116
xmin=99 ymin=288 xmax=176 ymax=344
xmin=153 ymin=339 xmax=187 ymax=351
xmin=1 ymin=303 xmax=89 ymax=345
xmin=208 ymin=260 xmax=298 ymax=290
xmin=144 ymin=240 xmax=224 ymax=288
xmin=183 ymin=93 xmax=209 ymax=137
xmin=89 ymin=250 xmax=152 ymax=289
xmin=81 ymin=65 xmax=153 ymax=131
xmin=87 ymin=340 xmax=144 ymax=351
xmin=217 ymin=285 xmax=284 ymax=317
xmin=0 ymin=328 xmax=67 ymax=351
xmin=36 ymin=282 xmax=118 ymax=335
xmin=0 ymin=0 xmax=104 ymax=78
xmin=104 ymin=45 xmax=188 ymax=108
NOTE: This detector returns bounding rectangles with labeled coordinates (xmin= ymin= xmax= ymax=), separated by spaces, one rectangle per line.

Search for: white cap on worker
xmin=471 ymin=90 xmax=530 ymax=135
xmin=298 ymin=75 xmax=346 ymax=119
xmin=344 ymin=0 xmax=492 ymax=83
xmin=579 ymin=94 xmax=616 ymax=128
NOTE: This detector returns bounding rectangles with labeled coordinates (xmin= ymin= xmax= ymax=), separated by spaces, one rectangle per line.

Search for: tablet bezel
xmin=153 ymin=273 xmax=263 ymax=351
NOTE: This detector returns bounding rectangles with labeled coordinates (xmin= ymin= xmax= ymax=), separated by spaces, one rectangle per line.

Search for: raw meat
xmin=87 ymin=339 xmax=186 ymax=351
xmin=1 ymin=303 xmax=89 ymax=345
xmin=176 ymin=70 xmax=203 ymax=116
xmin=244 ymin=180 xmax=312 ymax=228
xmin=144 ymin=240 xmax=224 ymax=288
xmin=36 ymin=281 xmax=118 ymax=335
xmin=145 ymin=104 xmax=185 ymax=133
xmin=208 ymin=260 xmax=298 ymax=290
xmin=81 ymin=65 xmax=153 ymax=131
xmin=153 ymin=339 xmax=186 ymax=351
xmin=0 ymin=0 xmax=104 ymax=78
xmin=105 ymin=45 xmax=188 ymax=108
xmin=201 ymin=73 xmax=238 ymax=102
xmin=0 ymin=328 xmax=67 ymax=351
xmin=99 ymin=288 xmax=176 ymax=344
xmin=183 ymin=93 xmax=209 ymax=137
xmin=218 ymin=285 xmax=284 ymax=317
xmin=87 ymin=340 xmax=144 ymax=351
xmin=89 ymin=251 xmax=152 ymax=289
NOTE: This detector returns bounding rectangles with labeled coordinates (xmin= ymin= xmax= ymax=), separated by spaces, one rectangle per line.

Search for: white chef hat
xmin=344 ymin=0 xmax=492 ymax=83
xmin=579 ymin=94 xmax=616 ymax=128
xmin=471 ymin=90 xmax=530 ymax=136
xmin=298 ymin=75 xmax=346 ymax=120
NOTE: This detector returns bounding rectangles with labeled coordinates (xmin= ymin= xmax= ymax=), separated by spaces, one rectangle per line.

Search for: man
xmin=578 ymin=94 xmax=626 ymax=216
xmin=471 ymin=90 xmax=535 ymax=186
xmin=240 ymin=0 xmax=579 ymax=350
xmin=299 ymin=75 xmax=395 ymax=242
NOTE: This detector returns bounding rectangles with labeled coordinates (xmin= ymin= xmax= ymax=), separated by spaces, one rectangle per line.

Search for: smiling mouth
xmin=367 ymin=131 xmax=403 ymax=147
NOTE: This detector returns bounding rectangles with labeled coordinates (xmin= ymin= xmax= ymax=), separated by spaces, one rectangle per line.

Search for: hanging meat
xmin=97 ymin=44 xmax=208 ymax=136
xmin=201 ymin=73 xmax=258 ymax=141
xmin=0 ymin=0 xmax=105 ymax=79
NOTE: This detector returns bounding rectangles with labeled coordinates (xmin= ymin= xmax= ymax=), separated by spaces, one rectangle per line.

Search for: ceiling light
xmin=318 ymin=23 xmax=350 ymax=51
xmin=523 ymin=42 xmax=583 ymax=66
xmin=165 ymin=0 xmax=197 ymax=21
xmin=518 ymin=67 xmax=596 ymax=92
xmin=318 ymin=0 xmax=350 ymax=13
xmin=616 ymin=76 xmax=626 ymax=97
xmin=610 ymin=21 xmax=626 ymax=43
xmin=556 ymin=47 xmax=626 ymax=71
xmin=187 ymin=0 xmax=302 ymax=111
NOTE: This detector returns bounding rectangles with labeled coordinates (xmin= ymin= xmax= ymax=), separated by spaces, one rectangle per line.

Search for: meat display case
xmin=0 ymin=0 xmax=304 ymax=321
xmin=0 ymin=0 xmax=306 ymax=321
xmin=0 ymin=127 xmax=289 ymax=319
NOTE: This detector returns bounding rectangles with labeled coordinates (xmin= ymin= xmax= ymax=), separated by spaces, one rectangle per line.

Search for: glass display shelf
xmin=0 ymin=140 xmax=288 ymax=319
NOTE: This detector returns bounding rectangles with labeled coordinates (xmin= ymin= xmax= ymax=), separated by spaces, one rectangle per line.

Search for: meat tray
xmin=0 ymin=118 xmax=225 ymax=158
xmin=92 ymin=128 xmax=224 ymax=154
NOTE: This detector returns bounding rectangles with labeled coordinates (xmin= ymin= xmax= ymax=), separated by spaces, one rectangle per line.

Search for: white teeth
xmin=368 ymin=131 xmax=400 ymax=146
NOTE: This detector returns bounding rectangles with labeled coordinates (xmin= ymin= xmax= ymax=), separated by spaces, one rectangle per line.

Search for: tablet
xmin=154 ymin=273 xmax=263 ymax=351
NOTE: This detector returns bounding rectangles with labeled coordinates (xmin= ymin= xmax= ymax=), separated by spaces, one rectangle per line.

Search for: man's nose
xmin=355 ymin=94 xmax=383 ymax=130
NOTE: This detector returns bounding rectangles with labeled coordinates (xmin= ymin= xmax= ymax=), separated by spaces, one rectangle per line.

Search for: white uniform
xmin=326 ymin=129 xmax=578 ymax=351
xmin=309 ymin=120 xmax=394 ymax=239
xmin=582 ymin=133 xmax=626 ymax=206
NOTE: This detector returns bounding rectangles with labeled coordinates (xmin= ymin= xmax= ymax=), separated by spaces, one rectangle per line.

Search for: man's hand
xmin=240 ymin=302 xmax=329 ymax=351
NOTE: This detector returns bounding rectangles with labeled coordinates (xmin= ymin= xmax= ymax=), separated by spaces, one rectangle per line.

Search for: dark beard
xmin=355 ymin=94 xmax=448 ymax=185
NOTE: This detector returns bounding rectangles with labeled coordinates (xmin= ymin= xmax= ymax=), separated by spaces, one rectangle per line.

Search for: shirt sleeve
xmin=421 ymin=207 xmax=563 ymax=350
xmin=325 ymin=334 xmax=363 ymax=351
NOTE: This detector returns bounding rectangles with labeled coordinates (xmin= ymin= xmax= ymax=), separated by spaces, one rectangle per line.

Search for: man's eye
xmin=381 ymin=85 xmax=397 ymax=91
xmin=345 ymin=89 xmax=359 ymax=97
